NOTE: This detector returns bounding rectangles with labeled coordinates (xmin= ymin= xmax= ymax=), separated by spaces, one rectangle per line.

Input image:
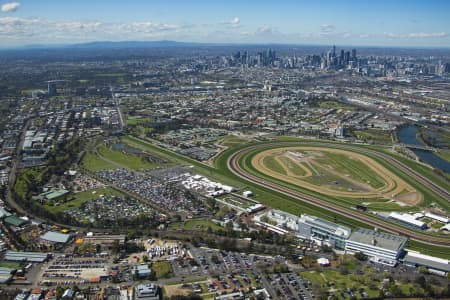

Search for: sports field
xmin=253 ymin=147 xmax=421 ymax=206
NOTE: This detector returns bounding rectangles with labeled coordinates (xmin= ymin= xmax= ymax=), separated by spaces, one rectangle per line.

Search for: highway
xmin=227 ymin=142 xmax=450 ymax=247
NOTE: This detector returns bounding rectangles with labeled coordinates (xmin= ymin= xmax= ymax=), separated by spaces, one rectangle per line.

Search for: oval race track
xmin=227 ymin=142 xmax=450 ymax=246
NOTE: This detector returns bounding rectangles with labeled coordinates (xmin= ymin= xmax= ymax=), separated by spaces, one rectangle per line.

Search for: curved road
xmin=227 ymin=142 xmax=450 ymax=246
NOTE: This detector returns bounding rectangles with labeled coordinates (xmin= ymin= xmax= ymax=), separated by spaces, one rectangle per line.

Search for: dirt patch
xmin=395 ymin=191 xmax=422 ymax=206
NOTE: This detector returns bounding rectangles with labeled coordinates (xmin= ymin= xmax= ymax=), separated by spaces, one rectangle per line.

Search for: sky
xmin=0 ymin=0 xmax=450 ymax=48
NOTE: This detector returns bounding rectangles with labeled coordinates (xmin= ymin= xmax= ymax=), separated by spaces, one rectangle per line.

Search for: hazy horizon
xmin=0 ymin=0 xmax=449 ymax=48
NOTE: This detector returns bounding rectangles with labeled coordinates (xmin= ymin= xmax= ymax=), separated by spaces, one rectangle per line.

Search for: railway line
xmin=227 ymin=142 xmax=450 ymax=246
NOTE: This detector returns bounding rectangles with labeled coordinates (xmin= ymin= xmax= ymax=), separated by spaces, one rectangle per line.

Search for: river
xmin=397 ymin=125 xmax=450 ymax=174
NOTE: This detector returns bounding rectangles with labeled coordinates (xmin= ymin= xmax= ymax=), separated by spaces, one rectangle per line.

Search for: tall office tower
xmin=48 ymin=82 xmax=57 ymax=96
xmin=344 ymin=51 xmax=350 ymax=65
xmin=351 ymin=48 xmax=357 ymax=60
xmin=327 ymin=50 xmax=332 ymax=61
xmin=332 ymin=45 xmax=336 ymax=57
xmin=340 ymin=50 xmax=345 ymax=65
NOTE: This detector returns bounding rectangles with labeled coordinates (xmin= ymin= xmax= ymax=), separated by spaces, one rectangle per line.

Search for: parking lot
xmin=266 ymin=272 xmax=315 ymax=300
xmin=96 ymin=168 xmax=211 ymax=214
xmin=38 ymin=256 xmax=110 ymax=286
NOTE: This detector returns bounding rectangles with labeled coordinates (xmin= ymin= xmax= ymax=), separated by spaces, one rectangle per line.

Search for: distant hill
xmin=70 ymin=40 xmax=205 ymax=48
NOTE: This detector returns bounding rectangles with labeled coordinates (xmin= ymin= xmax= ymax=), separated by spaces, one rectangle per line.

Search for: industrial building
xmin=402 ymin=251 xmax=450 ymax=277
xmin=134 ymin=283 xmax=160 ymax=300
xmin=424 ymin=212 xmax=449 ymax=224
xmin=40 ymin=231 xmax=73 ymax=246
xmin=0 ymin=267 xmax=14 ymax=284
xmin=345 ymin=228 xmax=407 ymax=266
xmin=388 ymin=212 xmax=427 ymax=230
xmin=3 ymin=215 xmax=29 ymax=228
xmin=133 ymin=264 xmax=152 ymax=279
xmin=83 ymin=234 xmax=126 ymax=246
xmin=4 ymin=251 xmax=50 ymax=262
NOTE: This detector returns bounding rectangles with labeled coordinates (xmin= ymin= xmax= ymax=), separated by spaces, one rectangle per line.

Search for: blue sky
xmin=1 ymin=0 xmax=449 ymax=47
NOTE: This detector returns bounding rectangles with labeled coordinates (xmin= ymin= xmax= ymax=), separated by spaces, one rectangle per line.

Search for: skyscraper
xmin=351 ymin=49 xmax=357 ymax=60
xmin=47 ymin=82 xmax=57 ymax=96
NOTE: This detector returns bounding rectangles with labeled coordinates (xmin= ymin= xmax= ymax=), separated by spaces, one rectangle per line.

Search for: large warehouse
xmin=402 ymin=251 xmax=450 ymax=277
xmin=345 ymin=228 xmax=408 ymax=266
xmin=4 ymin=251 xmax=50 ymax=263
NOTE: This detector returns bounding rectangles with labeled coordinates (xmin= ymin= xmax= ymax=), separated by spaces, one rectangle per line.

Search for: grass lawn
xmin=278 ymin=156 xmax=308 ymax=176
xmin=262 ymin=155 xmax=287 ymax=175
xmin=152 ymin=261 xmax=172 ymax=278
xmin=301 ymin=269 xmax=379 ymax=298
xmin=365 ymin=202 xmax=406 ymax=211
xmin=97 ymin=144 xmax=157 ymax=170
xmin=406 ymin=240 xmax=450 ymax=259
xmin=184 ymin=219 xmax=224 ymax=232
xmin=430 ymin=221 xmax=445 ymax=229
xmin=220 ymin=135 xmax=252 ymax=147
xmin=354 ymin=130 xmax=393 ymax=144
xmin=436 ymin=149 xmax=450 ymax=163
xmin=43 ymin=187 xmax=123 ymax=213
xmin=0 ymin=262 xmax=21 ymax=269
xmin=127 ymin=116 xmax=152 ymax=126
xmin=81 ymin=151 xmax=117 ymax=171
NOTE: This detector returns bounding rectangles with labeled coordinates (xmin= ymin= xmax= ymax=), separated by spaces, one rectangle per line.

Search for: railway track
xmin=227 ymin=142 xmax=450 ymax=246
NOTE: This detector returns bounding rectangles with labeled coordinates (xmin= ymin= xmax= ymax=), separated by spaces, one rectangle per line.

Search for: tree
xmin=354 ymin=251 xmax=368 ymax=261
xmin=415 ymin=275 xmax=427 ymax=289
xmin=418 ymin=266 xmax=428 ymax=274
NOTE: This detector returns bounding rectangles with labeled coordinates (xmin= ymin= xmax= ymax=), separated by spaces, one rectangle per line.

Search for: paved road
xmin=5 ymin=117 xmax=32 ymax=215
xmin=228 ymin=142 xmax=450 ymax=247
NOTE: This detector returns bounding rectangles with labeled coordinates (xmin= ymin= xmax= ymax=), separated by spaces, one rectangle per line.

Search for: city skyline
xmin=1 ymin=0 xmax=450 ymax=48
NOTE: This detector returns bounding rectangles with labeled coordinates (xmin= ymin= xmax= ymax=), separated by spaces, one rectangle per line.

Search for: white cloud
xmin=0 ymin=17 xmax=187 ymax=45
xmin=221 ymin=17 xmax=241 ymax=29
xmin=230 ymin=17 xmax=240 ymax=25
xmin=408 ymin=32 xmax=448 ymax=38
xmin=386 ymin=32 xmax=448 ymax=39
xmin=257 ymin=25 xmax=272 ymax=34
xmin=320 ymin=24 xmax=335 ymax=33
xmin=1 ymin=2 xmax=20 ymax=13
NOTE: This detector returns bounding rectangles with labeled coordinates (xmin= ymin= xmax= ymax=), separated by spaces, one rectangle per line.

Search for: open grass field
xmin=300 ymin=268 xmax=433 ymax=299
xmin=97 ymin=144 xmax=157 ymax=170
xmin=184 ymin=219 xmax=224 ymax=232
xmin=126 ymin=116 xmax=152 ymax=126
xmin=253 ymin=147 xmax=421 ymax=206
xmin=81 ymin=151 xmax=117 ymax=171
xmin=219 ymin=134 xmax=253 ymax=148
xmin=152 ymin=261 xmax=172 ymax=279
xmin=354 ymin=130 xmax=393 ymax=144
xmin=43 ymin=187 xmax=123 ymax=213
xmin=0 ymin=262 xmax=21 ymax=269
xmin=437 ymin=149 xmax=450 ymax=163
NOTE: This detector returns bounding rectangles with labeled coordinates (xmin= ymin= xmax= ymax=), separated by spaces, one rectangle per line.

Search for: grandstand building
xmin=345 ymin=228 xmax=407 ymax=266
